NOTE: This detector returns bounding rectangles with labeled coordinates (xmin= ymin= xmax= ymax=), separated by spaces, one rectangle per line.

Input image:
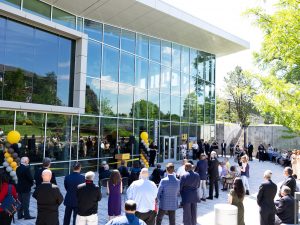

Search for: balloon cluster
xmin=140 ymin=132 xmax=150 ymax=151
xmin=2 ymin=130 xmax=21 ymax=183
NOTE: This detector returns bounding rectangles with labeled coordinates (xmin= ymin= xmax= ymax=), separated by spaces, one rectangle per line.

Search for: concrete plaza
xmin=16 ymin=157 xmax=286 ymax=225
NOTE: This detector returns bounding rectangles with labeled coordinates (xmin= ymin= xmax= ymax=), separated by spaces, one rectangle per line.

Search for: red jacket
xmin=0 ymin=182 xmax=18 ymax=212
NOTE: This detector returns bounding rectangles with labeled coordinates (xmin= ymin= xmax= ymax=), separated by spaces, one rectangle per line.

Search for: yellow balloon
xmin=13 ymin=167 xmax=17 ymax=171
xmin=10 ymin=161 xmax=17 ymax=168
xmin=140 ymin=132 xmax=148 ymax=141
xmin=4 ymin=152 xmax=11 ymax=158
xmin=7 ymin=130 xmax=21 ymax=144
xmin=6 ymin=157 xmax=13 ymax=163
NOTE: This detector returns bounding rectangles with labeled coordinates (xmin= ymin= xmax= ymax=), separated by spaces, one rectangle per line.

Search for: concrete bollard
xmin=214 ymin=204 xmax=238 ymax=225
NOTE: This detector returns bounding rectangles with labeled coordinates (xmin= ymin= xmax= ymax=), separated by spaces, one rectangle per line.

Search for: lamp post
xmin=227 ymin=99 xmax=231 ymax=123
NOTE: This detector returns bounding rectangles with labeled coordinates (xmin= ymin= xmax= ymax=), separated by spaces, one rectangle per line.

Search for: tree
xmin=224 ymin=66 xmax=256 ymax=147
xmin=216 ymin=95 xmax=238 ymax=122
xmin=246 ymin=0 xmax=300 ymax=135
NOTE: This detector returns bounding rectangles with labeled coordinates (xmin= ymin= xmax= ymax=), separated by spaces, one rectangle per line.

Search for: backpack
xmin=0 ymin=184 xmax=21 ymax=216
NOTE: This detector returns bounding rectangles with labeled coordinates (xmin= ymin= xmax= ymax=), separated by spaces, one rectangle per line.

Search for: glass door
xmin=162 ymin=136 xmax=177 ymax=162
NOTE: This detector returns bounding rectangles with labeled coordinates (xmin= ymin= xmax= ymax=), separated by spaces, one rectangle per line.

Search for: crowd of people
xmin=0 ymin=142 xmax=299 ymax=225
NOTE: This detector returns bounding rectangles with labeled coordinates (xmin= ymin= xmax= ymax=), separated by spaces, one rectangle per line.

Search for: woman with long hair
xmin=107 ymin=170 xmax=122 ymax=220
xmin=240 ymin=155 xmax=250 ymax=195
xmin=0 ymin=171 xmax=18 ymax=225
xmin=228 ymin=177 xmax=245 ymax=225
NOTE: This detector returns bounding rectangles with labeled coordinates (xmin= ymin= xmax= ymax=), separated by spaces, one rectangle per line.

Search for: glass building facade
xmin=0 ymin=0 xmax=216 ymax=175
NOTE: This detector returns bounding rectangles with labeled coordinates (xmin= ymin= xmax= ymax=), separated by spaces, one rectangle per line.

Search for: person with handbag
xmin=0 ymin=171 xmax=18 ymax=225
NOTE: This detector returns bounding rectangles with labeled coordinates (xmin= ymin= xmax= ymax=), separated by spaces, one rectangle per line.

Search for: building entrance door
xmin=160 ymin=136 xmax=177 ymax=162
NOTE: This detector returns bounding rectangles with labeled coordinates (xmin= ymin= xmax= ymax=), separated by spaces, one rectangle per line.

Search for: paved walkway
xmin=15 ymin=157 xmax=286 ymax=225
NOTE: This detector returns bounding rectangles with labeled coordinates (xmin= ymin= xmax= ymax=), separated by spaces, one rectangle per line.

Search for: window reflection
xmin=171 ymin=71 xmax=180 ymax=96
xmin=171 ymin=96 xmax=180 ymax=121
xmin=160 ymin=93 xmax=170 ymax=121
xmin=148 ymin=92 xmax=159 ymax=120
xmin=182 ymin=97 xmax=189 ymax=122
xmin=160 ymin=66 xmax=171 ymax=94
xmin=189 ymin=96 xmax=197 ymax=123
xmin=136 ymin=57 xmax=148 ymax=89
xmin=172 ymin=43 xmax=181 ymax=70
xmin=204 ymin=103 xmax=211 ymax=124
xmin=100 ymin=118 xmax=117 ymax=158
xmin=1 ymin=0 xmax=21 ymax=9
xmin=46 ymin=114 xmax=71 ymax=161
xmin=84 ymin=19 xmax=103 ymax=42
xmin=181 ymin=73 xmax=189 ymax=100
xmin=78 ymin=116 xmax=99 ymax=159
xmin=121 ymin=30 xmax=135 ymax=53
xmin=161 ymin=41 xmax=171 ymax=67
xmin=148 ymin=62 xmax=160 ymax=92
xmin=181 ymin=46 xmax=189 ymax=74
xmin=136 ymin=34 xmax=148 ymax=58
xmin=102 ymin=46 xmax=119 ymax=82
xmin=120 ymin=52 xmax=134 ymax=85
xmin=190 ymin=48 xmax=198 ymax=77
xmin=87 ymin=41 xmax=101 ymax=78
xmin=104 ymin=25 xmax=120 ymax=48
xmin=101 ymin=81 xmax=118 ymax=116
xmin=85 ymin=77 xmax=100 ymax=114
xmin=134 ymin=88 xmax=147 ymax=119
xmin=16 ymin=112 xmax=45 ymax=163
xmin=118 ymin=119 xmax=133 ymax=154
xmin=23 ymin=0 xmax=51 ymax=20
xmin=149 ymin=38 xmax=160 ymax=62
xmin=118 ymin=84 xmax=133 ymax=118
xmin=52 ymin=7 xmax=76 ymax=29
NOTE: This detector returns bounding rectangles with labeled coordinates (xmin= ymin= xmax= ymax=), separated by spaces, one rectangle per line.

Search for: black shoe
xmin=24 ymin=216 xmax=36 ymax=220
xmin=206 ymin=197 xmax=213 ymax=200
xmin=214 ymin=195 xmax=219 ymax=198
xmin=221 ymin=188 xmax=227 ymax=191
xmin=201 ymin=198 xmax=206 ymax=202
xmin=18 ymin=215 xmax=24 ymax=220
xmin=246 ymin=190 xmax=250 ymax=195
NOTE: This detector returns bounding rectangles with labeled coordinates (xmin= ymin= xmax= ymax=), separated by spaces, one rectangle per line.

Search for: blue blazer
xmin=64 ymin=172 xmax=85 ymax=207
xmin=180 ymin=171 xmax=200 ymax=204
xmin=157 ymin=175 xmax=180 ymax=211
xmin=195 ymin=160 xmax=208 ymax=180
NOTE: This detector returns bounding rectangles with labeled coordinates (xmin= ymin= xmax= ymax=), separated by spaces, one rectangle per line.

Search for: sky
xmin=162 ymin=0 xmax=276 ymax=94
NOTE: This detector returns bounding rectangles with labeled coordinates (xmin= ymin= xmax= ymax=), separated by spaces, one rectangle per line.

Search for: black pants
xmin=192 ymin=149 xmax=197 ymax=160
xmin=248 ymin=151 xmax=253 ymax=161
xmin=18 ymin=192 xmax=31 ymax=219
xmin=136 ymin=210 xmax=157 ymax=225
xmin=259 ymin=210 xmax=275 ymax=225
xmin=209 ymin=178 xmax=219 ymax=198
xmin=182 ymin=203 xmax=197 ymax=225
xmin=0 ymin=211 xmax=13 ymax=225
xmin=63 ymin=206 xmax=78 ymax=225
xmin=156 ymin=209 xmax=175 ymax=225
xmin=221 ymin=149 xmax=226 ymax=157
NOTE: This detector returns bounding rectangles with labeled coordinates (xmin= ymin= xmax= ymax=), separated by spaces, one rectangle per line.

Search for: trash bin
xmin=214 ymin=204 xmax=238 ymax=225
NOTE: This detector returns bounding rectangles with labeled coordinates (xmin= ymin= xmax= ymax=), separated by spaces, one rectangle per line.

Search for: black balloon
xmin=8 ymin=148 xmax=14 ymax=154
xmin=12 ymin=153 xmax=18 ymax=159
xmin=15 ymin=157 xmax=20 ymax=164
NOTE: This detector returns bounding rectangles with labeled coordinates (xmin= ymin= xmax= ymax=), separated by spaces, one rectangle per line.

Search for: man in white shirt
xmin=127 ymin=168 xmax=158 ymax=225
xmin=176 ymin=159 xmax=188 ymax=178
xmin=192 ymin=141 xmax=199 ymax=160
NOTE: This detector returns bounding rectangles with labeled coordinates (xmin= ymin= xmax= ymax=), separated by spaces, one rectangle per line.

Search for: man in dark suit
xmin=248 ymin=142 xmax=254 ymax=161
xmin=34 ymin=157 xmax=57 ymax=187
xmin=204 ymin=141 xmax=210 ymax=159
xmin=33 ymin=169 xmax=63 ymax=225
xmin=16 ymin=157 xmax=35 ymax=220
xmin=257 ymin=170 xmax=277 ymax=225
xmin=207 ymin=151 xmax=219 ymax=199
xmin=279 ymin=167 xmax=296 ymax=197
xmin=221 ymin=140 xmax=227 ymax=157
xmin=63 ymin=162 xmax=85 ymax=225
xmin=180 ymin=163 xmax=200 ymax=225
xmin=77 ymin=171 xmax=101 ymax=224
xmin=156 ymin=163 xmax=180 ymax=225
xmin=275 ymin=185 xmax=295 ymax=225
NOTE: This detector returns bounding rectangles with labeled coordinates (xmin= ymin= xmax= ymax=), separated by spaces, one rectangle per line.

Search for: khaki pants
xmin=76 ymin=214 xmax=98 ymax=225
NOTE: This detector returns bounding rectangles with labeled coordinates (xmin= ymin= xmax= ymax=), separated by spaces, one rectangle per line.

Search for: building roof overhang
xmin=42 ymin=0 xmax=249 ymax=56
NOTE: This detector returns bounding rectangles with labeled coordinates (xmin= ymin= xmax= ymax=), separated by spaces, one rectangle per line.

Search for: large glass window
xmin=118 ymin=119 xmax=133 ymax=154
xmin=160 ymin=122 xmax=170 ymax=136
xmin=190 ymin=48 xmax=198 ymax=77
xmin=172 ymin=43 xmax=181 ymax=70
xmin=149 ymin=38 xmax=160 ymax=62
xmin=1 ymin=18 xmax=74 ymax=106
xmin=171 ymin=96 xmax=180 ymax=122
xmin=85 ymin=77 xmax=100 ymax=114
xmin=204 ymin=103 xmax=211 ymax=124
xmin=0 ymin=110 xmax=14 ymax=137
xmin=197 ymin=102 xmax=204 ymax=124
xmin=45 ymin=114 xmax=72 ymax=161
xmin=100 ymin=118 xmax=117 ymax=158
xmin=87 ymin=41 xmax=101 ymax=78
xmin=136 ymin=34 xmax=148 ymax=58
xmin=102 ymin=46 xmax=119 ymax=82
xmin=189 ymin=96 xmax=197 ymax=123
xmin=136 ymin=57 xmax=148 ymax=89
xmin=23 ymin=0 xmax=51 ymax=20
xmin=16 ymin=112 xmax=45 ymax=163
xmin=118 ymin=84 xmax=133 ymax=118
xmin=182 ymin=97 xmax=189 ymax=122
xmin=121 ymin=30 xmax=135 ymax=53
xmin=181 ymin=46 xmax=189 ymax=74
xmin=161 ymin=41 xmax=171 ymax=67
xmin=160 ymin=93 xmax=170 ymax=121
xmin=52 ymin=7 xmax=76 ymax=29
xmin=171 ymin=71 xmax=180 ymax=96
xmin=181 ymin=73 xmax=190 ymax=100
xmin=1 ymin=0 xmax=21 ymax=9
xmin=84 ymin=19 xmax=103 ymax=42
xmin=148 ymin=62 xmax=160 ymax=92
xmin=101 ymin=81 xmax=118 ymax=116
xmin=148 ymin=92 xmax=159 ymax=120
xmin=211 ymin=57 xmax=216 ymax=83
xmin=120 ymin=52 xmax=134 ymax=85
xmin=160 ymin=66 xmax=171 ymax=94
xmin=78 ymin=116 xmax=99 ymax=159
xmin=104 ymin=25 xmax=120 ymax=48
xmin=134 ymin=88 xmax=147 ymax=119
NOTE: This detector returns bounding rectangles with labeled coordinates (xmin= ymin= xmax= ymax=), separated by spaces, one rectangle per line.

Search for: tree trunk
xmin=243 ymin=126 xmax=248 ymax=148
